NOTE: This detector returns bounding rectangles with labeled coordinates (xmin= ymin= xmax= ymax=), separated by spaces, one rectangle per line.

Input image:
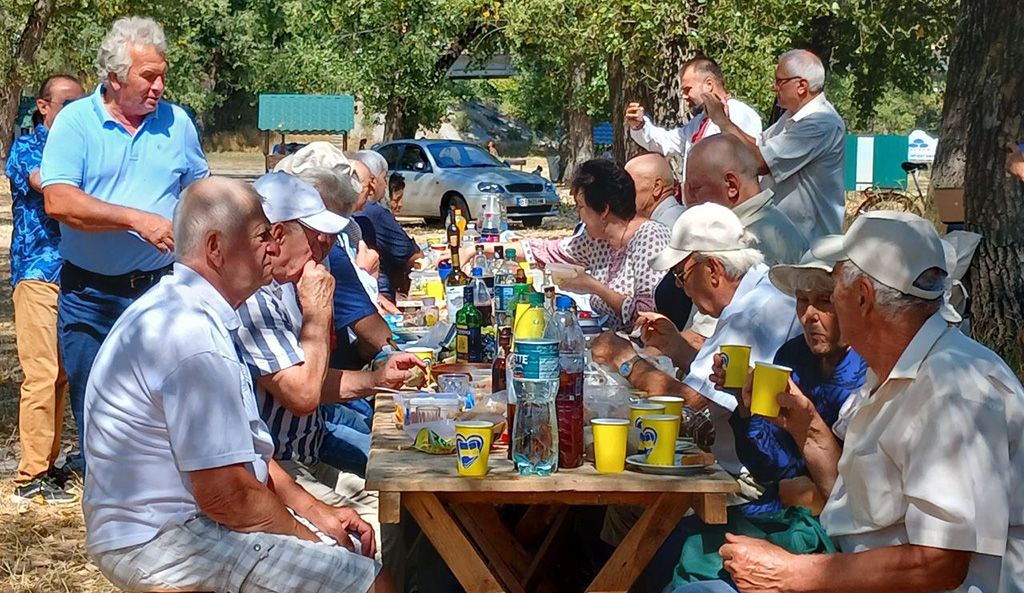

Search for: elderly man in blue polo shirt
xmin=38 ymin=17 xmax=208 ymax=471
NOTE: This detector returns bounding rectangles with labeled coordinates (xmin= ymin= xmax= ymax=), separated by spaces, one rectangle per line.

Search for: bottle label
xmin=495 ymin=284 xmax=514 ymax=313
xmin=512 ymin=339 xmax=559 ymax=380
xmin=446 ymin=286 xmax=465 ymax=315
xmin=457 ymin=326 xmax=483 ymax=362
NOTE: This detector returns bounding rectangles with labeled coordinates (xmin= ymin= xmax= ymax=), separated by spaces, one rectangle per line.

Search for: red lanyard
xmin=691 ymin=116 xmax=712 ymax=144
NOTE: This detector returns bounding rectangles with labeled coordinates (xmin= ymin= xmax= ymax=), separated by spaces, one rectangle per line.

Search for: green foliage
xmin=2 ymin=0 xmax=955 ymax=142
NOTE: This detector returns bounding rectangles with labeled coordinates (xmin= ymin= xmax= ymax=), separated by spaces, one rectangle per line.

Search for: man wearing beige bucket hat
xmin=706 ymin=211 xmax=1024 ymax=593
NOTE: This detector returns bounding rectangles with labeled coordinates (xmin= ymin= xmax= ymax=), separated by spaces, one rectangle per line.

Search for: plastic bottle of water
xmin=463 ymin=222 xmax=480 ymax=244
xmin=511 ymin=339 xmax=560 ymax=476
xmin=543 ymin=296 xmax=586 ymax=469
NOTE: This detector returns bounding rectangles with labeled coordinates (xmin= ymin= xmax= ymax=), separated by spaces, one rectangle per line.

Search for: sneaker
xmin=11 ymin=477 xmax=77 ymax=504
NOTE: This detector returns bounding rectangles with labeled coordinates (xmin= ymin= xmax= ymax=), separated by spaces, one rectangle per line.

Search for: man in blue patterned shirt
xmin=5 ymin=74 xmax=85 ymax=503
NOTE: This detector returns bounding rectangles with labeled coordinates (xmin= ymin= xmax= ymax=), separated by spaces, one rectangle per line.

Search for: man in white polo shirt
xmin=711 ymin=211 xmax=1023 ymax=593
xmin=704 ymin=49 xmax=846 ymax=240
xmin=83 ymin=176 xmax=391 ymax=593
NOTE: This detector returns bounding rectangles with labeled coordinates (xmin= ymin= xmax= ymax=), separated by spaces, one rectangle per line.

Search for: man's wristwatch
xmin=618 ymin=354 xmax=642 ymax=378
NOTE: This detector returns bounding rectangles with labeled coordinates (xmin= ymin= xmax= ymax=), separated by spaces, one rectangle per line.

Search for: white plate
xmin=625 ymin=454 xmax=713 ymax=476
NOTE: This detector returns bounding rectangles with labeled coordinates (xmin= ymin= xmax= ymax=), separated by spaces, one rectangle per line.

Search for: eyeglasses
xmin=672 ymin=259 xmax=700 ymax=284
xmin=773 ymin=76 xmax=802 ymax=88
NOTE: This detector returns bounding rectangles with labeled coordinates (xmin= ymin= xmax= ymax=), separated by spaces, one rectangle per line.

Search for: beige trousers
xmin=13 ymin=280 xmax=68 ymax=483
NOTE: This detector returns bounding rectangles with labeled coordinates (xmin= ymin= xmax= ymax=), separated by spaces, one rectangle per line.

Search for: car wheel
xmin=441 ymin=193 xmax=470 ymax=228
xmin=522 ymin=216 xmax=544 ymax=228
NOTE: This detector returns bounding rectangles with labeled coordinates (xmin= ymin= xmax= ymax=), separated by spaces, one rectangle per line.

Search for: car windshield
xmin=427 ymin=143 xmax=504 ymax=169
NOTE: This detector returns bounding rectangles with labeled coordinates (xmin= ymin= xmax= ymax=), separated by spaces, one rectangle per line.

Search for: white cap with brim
xmin=253 ymin=171 xmax=350 ymax=234
xmin=648 ymin=202 xmax=749 ymax=271
xmin=810 ymin=211 xmax=946 ymax=300
xmin=768 ymin=248 xmax=835 ymax=297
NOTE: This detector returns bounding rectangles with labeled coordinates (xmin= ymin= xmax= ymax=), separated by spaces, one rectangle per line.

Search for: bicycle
xmin=854 ymin=161 xmax=929 ymax=217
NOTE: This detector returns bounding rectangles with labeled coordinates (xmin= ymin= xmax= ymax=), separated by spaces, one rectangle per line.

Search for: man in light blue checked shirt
xmin=236 ymin=170 xmax=423 ymax=563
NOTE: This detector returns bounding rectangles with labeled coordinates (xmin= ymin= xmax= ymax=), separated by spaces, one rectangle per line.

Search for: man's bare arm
xmin=349 ymin=313 xmax=392 ymax=362
xmin=789 ymin=544 xmax=970 ymax=593
xmin=189 ymin=463 xmax=317 ymax=542
xmin=43 ymin=183 xmax=174 ymax=250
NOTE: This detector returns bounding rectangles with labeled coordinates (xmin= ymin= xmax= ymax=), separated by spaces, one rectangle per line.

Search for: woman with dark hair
xmin=529 ymin=158 xmax=670 ymax=330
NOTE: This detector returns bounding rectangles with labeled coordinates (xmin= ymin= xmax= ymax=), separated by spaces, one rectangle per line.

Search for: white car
xmin=374 ymin=139 xmax=560 ymax=227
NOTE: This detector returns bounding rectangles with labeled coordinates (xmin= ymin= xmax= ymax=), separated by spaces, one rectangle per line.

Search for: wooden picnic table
xmin=366 ymin=395 xmax=740 ymax=593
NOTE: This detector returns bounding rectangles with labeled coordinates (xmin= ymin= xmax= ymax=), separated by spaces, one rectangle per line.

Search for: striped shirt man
xmin=235 ymin=280 xmax=324 ymax=465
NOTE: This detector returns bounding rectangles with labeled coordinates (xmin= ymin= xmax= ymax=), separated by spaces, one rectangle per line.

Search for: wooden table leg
xmin=452 ymin=504 xmax=530 ymax=593
xmin=585 ymin=493 xmax=695 ymax=593
xmin=403 ymin=492 xmax=506 ymax=593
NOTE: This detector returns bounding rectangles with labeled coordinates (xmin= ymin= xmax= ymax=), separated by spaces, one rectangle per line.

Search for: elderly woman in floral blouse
xmin=528 ymin=158 xmax=670 ymax=331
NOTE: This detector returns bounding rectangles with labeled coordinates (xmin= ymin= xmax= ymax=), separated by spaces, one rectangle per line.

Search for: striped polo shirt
xmin=235 ymin=280 xmax=324 ymax=465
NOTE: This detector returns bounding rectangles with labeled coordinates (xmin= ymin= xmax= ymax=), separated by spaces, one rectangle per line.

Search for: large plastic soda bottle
xmin=543 ymin=295 xmax=585 ymax=469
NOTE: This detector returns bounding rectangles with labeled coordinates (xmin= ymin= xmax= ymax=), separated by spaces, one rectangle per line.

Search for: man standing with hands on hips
xmin=39 ymin=17 xmax=208 ymax=473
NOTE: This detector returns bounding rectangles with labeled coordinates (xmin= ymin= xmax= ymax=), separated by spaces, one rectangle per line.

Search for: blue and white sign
xmin=908 ymin=130 xmax=938 ymax=163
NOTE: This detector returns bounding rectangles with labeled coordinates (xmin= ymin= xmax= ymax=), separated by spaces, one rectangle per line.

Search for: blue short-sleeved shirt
xmin=327 ymin=244 xmax=378 ymax=370
xmin=353 ymin=201 xmax=418 ymax=300
xmin=327 ymin=244 xmax=377 ymax=331
xmin=5 ymin=124 xmax=62 ymax=286
xmin=39 ymin=85 xmax=209 ymax=275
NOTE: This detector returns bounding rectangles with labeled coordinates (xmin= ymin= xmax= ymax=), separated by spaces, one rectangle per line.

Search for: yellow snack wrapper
xmin=413 ymin=428 xmax=455 ymax=454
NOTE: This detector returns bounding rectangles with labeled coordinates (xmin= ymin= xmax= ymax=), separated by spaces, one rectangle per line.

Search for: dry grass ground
xmin=0 ymin=150 xmax=928 ymax=592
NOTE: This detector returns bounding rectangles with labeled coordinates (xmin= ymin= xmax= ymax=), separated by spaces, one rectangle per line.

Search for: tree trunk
xmin=383 ymin=97 xmax=407 ymax=141
xmin=934 ymin=0 xmax=1024 ymax=373
xmin=608 ymin=52 xmax=650 ymax=165
xmin=0 ymin=0 xmax=58 ymax=160
xmin=561 ymin=61 xmax=594 ymax=183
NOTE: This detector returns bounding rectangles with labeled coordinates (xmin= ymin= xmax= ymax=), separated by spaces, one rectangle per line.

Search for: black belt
xmin=61 ymin=261 xmax=173 ymax=297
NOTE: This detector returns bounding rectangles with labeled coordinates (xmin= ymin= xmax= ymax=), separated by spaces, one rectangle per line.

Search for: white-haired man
xmin=83 ymin=177 xmax=392 ymax=593
xmin=707 ymin=212 xmax=1024 ymax=593
xmin=704 ymin=49 xmax=846 ymax=240
xmin=236 ymin=172 xmax=423 ymax=562
xmin=592 ymin=203 xmax=802 ymax=489
xmin=352 ymin=150 xmax=423 ymax=300
xmin=39 ymin=17 xmax=208 ymax=471
xmin=626 ymin=56 xmax=763 ymax=181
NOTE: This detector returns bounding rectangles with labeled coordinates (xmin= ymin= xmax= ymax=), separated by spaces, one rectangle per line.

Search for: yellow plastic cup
xmin=592 ymin=418 xmax=630 ymax=473
xmin=455 ymin=420 xmax=495 ymax=477
xmin=629 ymin=402 xmax=666 ymax=429
xmin=750 ymin=363 xmax=792 ymax=418
xmin=720 ymin=344 xmax=752 ymax=389
xmin=405 ymin=347 xmax=434 ymax=366
xmin=649 ymin=396 xmax=684 ymax=418
xmin=639 ymin=415 xmax=681 ymax=466
xmin=425 ymin=279 xmax=445 ymax=303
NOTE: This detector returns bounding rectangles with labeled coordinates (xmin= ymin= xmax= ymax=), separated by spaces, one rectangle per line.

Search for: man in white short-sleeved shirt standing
xmin=83 ymin=177 xmax=390 ymax=593
xmin=713 ymin=211 xmax=1024 ymax=593
xmin=626 ymin=56 xmax=763 ymax=183
xmin=704 ymin=49 xmax=846 ymax=240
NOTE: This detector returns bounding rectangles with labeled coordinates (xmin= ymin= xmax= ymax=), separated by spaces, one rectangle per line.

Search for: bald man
xmin=684 ymin=134 xmax=808 ymax=266
xmin=626 ymin=152 xmax=685 ymax=229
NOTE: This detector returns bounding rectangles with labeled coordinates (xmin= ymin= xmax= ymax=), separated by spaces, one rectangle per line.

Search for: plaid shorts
xmin=93 ymin=515 xmax=380 ymax=593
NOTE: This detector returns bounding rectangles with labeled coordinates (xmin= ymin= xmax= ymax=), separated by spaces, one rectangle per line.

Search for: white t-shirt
xmin=630 ymin=98 xmax=764 ymax=182
xmin=758 ymin=93 xmax=846 ymax=240
xmin=821 ymin=314 xmax=1024 ymax=593
xmin=83 ymin=264 xmax=275 ymax=555
xmin=681 ymin=264 xmax=802 ymax=473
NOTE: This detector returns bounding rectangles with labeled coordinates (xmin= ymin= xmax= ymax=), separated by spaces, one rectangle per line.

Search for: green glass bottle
xmin=456 ymin=286 xmax=484 ymax=362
